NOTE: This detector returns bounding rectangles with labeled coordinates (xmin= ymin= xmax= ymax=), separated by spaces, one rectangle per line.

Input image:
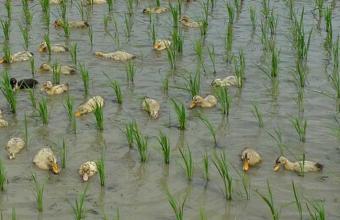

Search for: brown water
xmin=1 ymin=0 xmax=340 ymax=219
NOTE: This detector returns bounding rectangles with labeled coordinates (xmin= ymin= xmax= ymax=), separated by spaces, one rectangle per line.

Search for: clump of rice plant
xmin=30 ymin=56 xmax=35 ymax=77
xmin=43 ymin=34 xmax=51 ymax=57
xmin=39 ymin=0 xmax=50 ymax=20
xmin=52 ymin=63 xmax=61 ymax=84
xmin=314 ymin=0 xmax=324 ymax=18
xmin=169 ymin=2 xmax=181 ymax=29
xmin=97 ymin=154 xmax=105 ymax=186
xmin=171 ymin=99 xmax=186 ymax=130
xmin=24 ymin=113 xmax=29 ymax=148
xmin=292 ymin=181 xmax=303 ymax=220
xmin=158 ymin=132 xmax=171 ymax=164
xmin=306 ymin=200 xmax=325 ymax=220
xmin=251 ymin=104 xmax=264 ymax=128
xmin=133 ymin=125 xmax=148 ymax=162
xmin=291 ymin=117 xmax=307 ymax=143
xmin=0 ymin=71 xmax=17 ymax=113
xmin=19 ymin=24 xmax=29 ymax=50
xmin=126 ymin=0 xmax=134 ymax=15
xmin=126 ymin=60 xmax=136 ymax=83
xmin=38 ymin=97 xmax=48 ymax=125
xmin=179 ymin=146 xmax=193 ymax=181
xmin=71 ymin=185 xmax=88 ymax=220
xmin=184 ymin=71 xmax=201 ymax=98
xmin=0 ymin=19 xmax=11 ymax=42
xmin=11 ymin=207 xmax=16 ymax=220
xmin=70 ymin=43 xmax=78 ymax=65
xmin=294 ymin=61 xmax=307 ymax=88
xmin=0 ymin=159 xmax=6 ymax=191
xmin=124 ymin=14 xmax=133 ymax=38
xmin=324 ymin=6 xmax=332 ymax=49
xmin=64 ymin=95 xmax=77 ymax=133
xmin=255 ymin=180 xmax=280 ymax=220
xmin=88 ymin=25 xmax=93 ymax=47
xmin=199 ymin=115 xmax=217 ymax=146
xmin=28 ymin=89 xmax=36 ymax=109
xmin=234 ymin=50 xmax=245 ymax=87
xmin=3 ymin=43 xmax=11 ymax=64
xmin=215 ymin=87 xmax=231 ymax=116
xmin=207 ymin=45 xmax=216 ymax=74
xmin=5 ymin=0 xmax=12 ymax=19
xmin=125 ymin=121 xmax=137 ymax=148
xmin=110 ymin=80 xmax=123 ymax=104
xmin=249 ymin=5 xmax=257 ymax=30
xmin=63 ymin=19 xmax=70 ymax=38
xmin=166 ymin=45 xmax=177 ymax=70
xmin=225 ymin=22 xmax=233 ymax=59
xmin=267 ymin=127 xmax=286 ymax=154
xmin=107 ymin=0 xmax=113 ymax=12
xmin=330 ymin=36 xmax=340 ymax=100
xmin=32 ymin=174 xmax=44 ymax=212
xmin=79 ymin=64 xmax=90 ymax=96
xmin=171 ymin=27 xmax=183 ymax=54
xmin=166 ymin=188 xmax=186 ymax=220
xmin=93 ymin=102 xmax=104 ymax=130
xmin=22 ymin=0 xmax=32 ymax=25
xmin=61 ymin=139 xmax=67 ymax=169
xmin=202 ymin=152 xmax=209 ymax=181
xmin=212 ymin=151 xmax=233 ymax=200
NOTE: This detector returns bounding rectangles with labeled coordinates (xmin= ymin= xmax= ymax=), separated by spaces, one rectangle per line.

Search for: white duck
xmin=95 ymin=51 xmax=136 ymax=61
xmin=79 ymin=161 xmax=98 ymax=182
xmin=142 ymin=97 xmax=160 ymax=119
xmin=75 ymin=96 xmax=104 ymax=117
xmin=0 ymin=51 xmax=33 ymax=64
xmin=6 ymin=137 xmax=25 ymax=159
xmin=38 ymin=41 xmax=69 ymax=53
xmin=211 ymin=76 xmax=238 ymax=87
xmin=41 ymin=81 xmax=69 ymax=95
xmin=153 ymin=39 xmax=171 ymax=51
xmin=33 ymin=148 xmax=60 ymax=174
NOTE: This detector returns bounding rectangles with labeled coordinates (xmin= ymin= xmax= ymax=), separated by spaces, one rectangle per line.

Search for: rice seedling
xmin=52 ymin=63 xmax=61 ymax=84
xmin=292 ymin=181 xmax=303 ymax=220
xmin=324 ymin=6 xmax=332 ymax=49
xmin=79 ymin=64 xmax=90 ymax=96
xmin=171 ymin=28 xmax=183 ymax=54
xmin=3 ymin=42 xmax=11 ymax=64
xmin=30 ymin=57 xmax=35 ymax=77
xmin=22 ymin=0 xmax=32 ymax=25
xmin=43 ymin=34 xmax=51 ymax=57
xmin=171 ymin=99 xmax=186 ymax=130
xmin=70 ymin=43 xmax=78 ymax=65
xmin=103 ymin=15 xmax=110 ymax=32
xmin=0 ymin=71 xmax=17 ymax=113
xmin=241 ymin=172 xmax=251 ymax=200
xmin=194 ymin=40 xmax=205 ymax=71
xmin=24 ymin=113 xmax=29 ymax=148
xmin=184 ymin=71 xmax=201 ymax=98
xmin=226 ymin=3 xmax=235 ymax=24
xmin=71 ymin=184 xmax=88 ymax=220
xmin=255 ymin=180 xmax=280 ymax=220
xmin=126 ymin=60 xmax=136 ymax=83
xmin=88 ymin=25 xmax=93 ymax=47
xmin=59 ymin=0 xmax=67 ymax=21
xmin=110 ymin=80 xmax=123 ymax=104
xmin=166 ymin=188 xmax=186 ymax=220
xmin=0 ymin=19 xmax=10 ymax=41
xmin=267 ymin=127 xmax=286 ymax=154
xmin=107 ymin=0 xmax=113 ymax=12
xmin=39 ymin=0 xmax=49 ymax=15
xmin=28 ymin=89 xmax=36 ymax=109
xmin=0 ymin=159 xmax=6 ymax=191
xmin=125 ymin=121 xmax=137 ymax=148
xmin=199 ymin=19 xmax=208 ymax=38
xmin=32 ymin=174 xmax=44 ymax=212
xmin=63 ymin=20 xmax=71 ymax=39
xmin=207 ymin=45 xmax=216 ymax=74
xmin=19 ymin=24 xmax=29 ymax=50
xmin=166 ymin=45 xmax=177 ymax=70
xmin=200 ymin=208 xmax=207 ymax=220
xmin=268 ymin=10 xmax=278 ymax=37
xmin=261 ymin=0 xmax=270 ymax=18
xmin=124 ymin=14 xmax=133 ymax=38
xmin=179 ymin=146 xmax=193 ymax=181
xmin=5 ymin=0 xmax=12 ymax=20
xmin=11 ymin=208 xmax=15 ymax=220
xmin=76 ymin=1 xmax=85 ymax=20
xmin=251 ymin=104 xmax=264 ymax=128
xmin=199 ymin=115 xmax=217 ymax=146
xmin=133 ymin=125 xmax=148 ymax=162
xmin=306 ymin=200 xmax=325 ymax=220
xmin=38 ymin=97 xmax=48 ymax=125
xmin=151 ymin=21 xmax=156 ymax=46
xmin=215 ymin=87 xmax=231 ymax=116
xmin=249 ymin=6 xmax=257 ymax=30
xmin=294 ymin=61 xmax=307 ymax=88
xmin=291 ymin=117 xmax=307 ymax=143
xmin=202 ymin=152 xmax=209 ymax=181
xmin=234 ymin=50 xmax=246 ymax=87
xmin=156 ymin=0 xmax=160 ymax=7
xmin=314 ymin=0 xmax=324 ymax=18
xmin=169 ymin=2 xmax=180 ymax=29
xmin=330 ymin=36 xmax=340 ymax=99
xmin=61 ymin=139 xmax=67 ymax=169
xmin=212 ymin=151 xmax=233 ymax=200
xmin=162 ymin=77 xmax=169 ymax=94
xmin=157 ymin=132 xmax=171 ymax=164
xmin=225 ymin=22 xmax=233 ymax=58
xmin=126 ymin=0 xmax=134 ymax=15
xmin=97 ymin=154 xmax=105 ymax=186
xmin=93 ymin=102 xmax=104 ymax=130
xmin=64 ymin=94 xmax=77 ymax=133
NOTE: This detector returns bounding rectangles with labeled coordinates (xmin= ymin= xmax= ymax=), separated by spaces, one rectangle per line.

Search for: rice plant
xmin=11 ymin=208 xmax=15 ymax=220
xmin=291 ymin=117 xmax=307 ymax=143
xmin=166 ymin=45 xmax=177 ymax=70
xmin=97 ymin=154 xmax=105 ymax=186
xmin=76 ymin=1 xmax=85 ymax=20
xmin=64 ymin=94 xmax=77 ymax=133
xmin=30 ymin=57 xmax=35 ymax=77
xmin=215 ymin=87 xmax=231 ymax=116
xmin=251 ymin=104 xmax=264 ymax=128
xmin=255 ymin=180 xmax=280 ymax=220
xmin=212 ymin=151 xmax=233 ymax=200
xmin=292 ymin=181 xmax=303 ymax=220
xmin=71 ymin=185 xmax=88 ymax=220
xmin=330 ymin=36 xmax=340 ymax=99
xmin=61 ymin=139 xmax=67 ymax=169
xmin=32 ymin=174 xmax=44 ymax=212
xmin=194 ymin=40 xmax=205 ymax=71
xmin=169 ymin=2 xmax=180 ymax=29
xmin=126 ymin=60 xmax=136 ymax=83
xmin=125 ymin=121 xmax=137 ymax=148
xmin=249 ymin=5 xmax=257 ymax=30
xmin=79 ymin=64 xmax=90 ymax=96
xmin=28 ymin=89 xmax=36 ymax=109
xmin=5 ymin=0 xmax=12 ymax=20
xmin=314 ymin=0 xmax=324 ymax=18
xmin=63 ymin=19 xmax=70 ymax=38
xmin=199 ymin=115 xmax=217 ymax=146
xmin=43 ymin=34 xmax=51 ymax=57
xmin=39 ymin=0 xmax=50 ymax=25
xmin=268 ymin=10 xmax=278 ymax=36
xmin=179 ymin=146 xmax=193 ymax=181
xmin=3 ymin=43 xmax=11 ymax=64
xmin=126 ymin=0 xmax=134 ymax=15
xmin=207 ymin=45 xmax=216 ymax=74
xmin=93 ymin=102 xmax=104 ymax=130
xmin=151 ymin=20 xmax=156 ymax=46
xmin=226 ymin=3 xmax=235 ymax=24
xmin=324 ymin=6 xmax=332 ymax=49
xmin=88 ymin=25 xmax=93 ymax=47
xmin=166 ymin=188 xmax=186 ymax=220
xmin=184 ymin=71 xmax=201 ymax=98
xmin=124 ymin=14 xmax=133 ymax=38
xmin=234 ymin=50 xmax=245 ymax=87
xmin=107 ymin=0 xmax=113 ymax=12
xmin=103 ymin=15 xmax=110 ymax=32
xmin=171 ymin=28 xmax=183 ymax=54
xmin=306 ymin=200 xmax=325 ymax=220
xmin=22 ymin=0 xmax=32 ymax=25
xmin=171 ymin=99 xmax=186 ymax=130
xmin=24 ymin=113 xmax=29 ymax=148
xmin=110 ymin=80 xmax=123 ymax=104
xmin=156 ymin=0 xmax=160 ymax=7
xmin=202 ymin=152 xmax=209 ymax=181
xmin=267 ymin=127 xmax=286 ymax=154
xmin=133 ymin=125 xmax=148 ymax=162
xmin=70 ymin=43 xmax=78 ymax=65
xmin=38 ymin=97 xmax=48 ymax=125
xmin=19 ymin=24 xmax=29 ymax=50
xmin=294 ymin=61 xmax=307 ymax=88
xmin=0 ymin=19 xmax=10 ymax=42
xmin=157 ymin=132 xmax=171 ymax=164
xmin=52 ymin=63 xmax=61 ymax=84
xmin=225 ymin=22 xmax=233 ymax=58
xmin=0 ymin=71 xmax=17 ymax=113
xmin=0 ymin=159 xmax=6 ymax=191
xmin=162 ymin=77 xmax=169 ymax=94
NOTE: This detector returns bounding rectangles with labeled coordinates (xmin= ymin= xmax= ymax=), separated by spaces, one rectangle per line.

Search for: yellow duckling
xmin=153 ymin=39 xmax=171 ymax=51
xmin=241 ymin=148 xmax=262 ymax=172
xmin=274 ymin=156 xmax=323 ymax=173
xmin=39 ymin=63 xmax=76 ymax=75
xmin=54 ymin=19 xmax=89 ymax=28
xmin=0 ymin=51 xmax=33 ymax=64
xmin=143 ymin=7 xmax=168 ymax=14
xmin=0 ymin=109 xmax=8 ymax=128
xmin=189 ymin=95 xmax=217 ymax=109
xmin=75 ymin=96 xmax=104 ymax=117
xmin=95 ymin=51 xmax=136 ymax=61
xmin=79 ymin=161 xmax=98 ymax=182
xmin=142 ymin=97 xmax=160 ymax=119
xmin=82 ymin=0 xmax=106 ymax=5
xmin=38 ymin=41 xmax=69 ymax=53
xmin=33 ymin=147 xmax=61 ymax=174
xmin=211 ymin=76 xmax=238 ymax=87
xmin=41 ymin=81 xmax=69 ymax=95
xmin=6 ymin=137 xmax=25 ymax=160
xmin=180 ymin=16 xmax=202 ymax=28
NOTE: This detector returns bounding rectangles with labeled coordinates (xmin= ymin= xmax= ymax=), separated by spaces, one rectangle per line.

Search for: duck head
xmin=273 ymin=156 xmax=287 ymax=171
xmin=143 ymin=8 xmax=150 ymax=13
xmin=189 ymin=95 xmax=204 ymax=109
xmin=9 ymin=78 xmax=17 ymax=89
xmin=38 ymin=42 xmax=48 ymax=53
xmin=211 ymin=79 xmax=222 ymax=87
xmin=94 ymin=51 xmax=104 ymax=57
xmin=242 ymin=153 xmax=250 ymax=172
xmin=48 ymin=156 xmax=61 ymax=174
xmin=75 ymin=106 xmax=87 ymax=117
xmin=41 ymin=81 xmax=53 ymax=91
xmin=39 ymin=63 xmax=52 ymax=72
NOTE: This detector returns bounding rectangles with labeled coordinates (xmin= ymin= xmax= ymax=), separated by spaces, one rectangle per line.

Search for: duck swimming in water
xmin=41 ymin=81 xmax=69 ymax=95
xmin=241 ymin=148 xmax=262 ymax=172
xmin=189 ymin=95 xmax=217 ymax=109
xmin=6 ymin=137 xmax=25 ymax=160
xmin=39 ymin=63 xmax=76 ymax=75
xmin=180 ymin=16 xmax=202 ymax=28
xmin=10 ymin=78 xmax=39 ymax=90
xmin=81 ymin=0 xmax=106 ymax=5
xmin=0 ymin=109 xmax=8 ymax=128
xmin=38 ymin=41 xmax=69 ymax=53
xmin=75 ymin=96 xmax=104 ymax=117
xmin=153 ymin=39 xmax=171 ymax=51
xmin=142 ymin=97 xmax=160 ymax=119
xmin=273 ymin=156 xmax=323 ymax=173
xmin=0 ymin=51 xmax=33 ymax=64
xmin=143 ymin=7 xmax=168 ymax=14
xmin=95 ymin=51 xmax=136 ymax=61
xmin=79 ymin=161 xmax=98 ymax=182
xmin=211 ymin=76 xmax=238 ymax=87
xmin=33 ymin=147 xmax=61 ymax=174
xmin=54 ymin=19 xmax=89 ymax=28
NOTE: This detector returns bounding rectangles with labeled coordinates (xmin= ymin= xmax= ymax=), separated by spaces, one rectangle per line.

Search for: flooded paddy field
xmin=0 ymin=0 xmax=340 ymax=219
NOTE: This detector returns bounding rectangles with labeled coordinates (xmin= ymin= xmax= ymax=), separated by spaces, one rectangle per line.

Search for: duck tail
xmin=315 ymin=163 xmax=323 ymax=170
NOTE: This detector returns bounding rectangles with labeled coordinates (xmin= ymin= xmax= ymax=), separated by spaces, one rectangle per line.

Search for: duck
xmin=189 ymin=95 xmax=217 ymax=109
xmin=95 ymin=51 xmax=136 ymax=61
xmin=0 ymin=51 xmax=33 ymax=64
xmin=75 ymin=96 xmax=104 ymax=117
xmin=211 ymin=76 xmax=238 ymax=87
xmin=10 ymin=78 xmax=39 ymax=90
xmin=81 ymin=0 xmax=106 ymax=5
xmin=54 ymin=19 xmax=89 ymax=28
xmin=241 ymin=148 xmax=262 ymax=172
xmin=153 ymin=39 xmax=171 ymax=51
xmin=0 ymin=109 xmax=8 ymax=128
xmin=33 ymin=147 xmax=61 ymax=174
xmin=142 ymin=97 xmax=160 ymax=119
xmin=79 ymin=161 xmax=98 ymax=182
xmin=38 ymin=41 xmax=69 ymax=53
xmin=180 ymin=16 xmax=202 ymax=28
xmin=273 ymin=156 xmax=323 ymax=173
xmin=39 ymin=63 xmax=76 ymax=75
xmin=41 ymin=81 xmax=69 ymax=95
xmin=50 ymin=0 xmax=63 ymax=4
xmin=143 ymin=7 xmax=168 ymax=14
xmin=6 ymin=137 xmax=25 ymax=160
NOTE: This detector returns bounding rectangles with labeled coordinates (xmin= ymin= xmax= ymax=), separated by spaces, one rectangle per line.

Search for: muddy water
xmin=0 ymin=0 xmax=340 ymax=219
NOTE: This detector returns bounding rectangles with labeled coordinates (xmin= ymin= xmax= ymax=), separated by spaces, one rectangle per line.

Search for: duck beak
xmin=243 ymin=160 xmax=249 ymax=172
xmin=189 ymin=101 xmax=196 ymax=109
xmin=82 ymin=174 xmax=89 ymax=182
xmin=75 ymin=111 xmax=81 ymax=117
xmin=51 ymin=162 xmax=61 ymax=174
xmin=273 ymin=164 xmax=281 ymax=172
